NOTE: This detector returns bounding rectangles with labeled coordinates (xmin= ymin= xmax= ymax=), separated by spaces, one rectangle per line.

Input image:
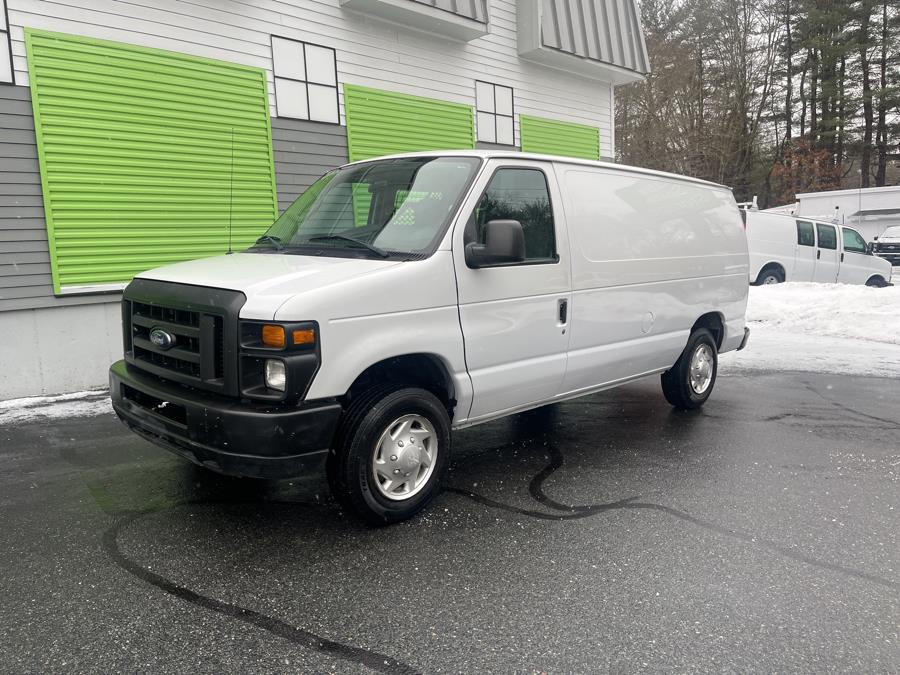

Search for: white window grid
xmin=271 ymin=35 xmax=339 ymax=124
xmin=475 ymin=81 xmax=515 ymax=146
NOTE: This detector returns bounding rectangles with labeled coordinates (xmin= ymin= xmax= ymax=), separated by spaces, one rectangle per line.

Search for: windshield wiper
xmin=253 ymin=235 xmax=284 ymax=250
xmin=307 ymin=234 xmax=389 ymax=258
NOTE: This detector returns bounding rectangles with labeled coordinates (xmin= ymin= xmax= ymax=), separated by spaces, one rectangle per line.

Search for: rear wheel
xmin=327 ymin=385 xmax=451 ymax=525
xmin=757 ymin=266 xmax=784 ymax=285
xmin=661 ymin=328 xmax=718 ymax=410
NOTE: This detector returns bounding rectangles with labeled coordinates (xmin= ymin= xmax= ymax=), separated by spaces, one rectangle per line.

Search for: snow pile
xmin=0 ymin=390 xmax=113 ymax=426
xmin=720 ymin=282 xmax=900 ymax=377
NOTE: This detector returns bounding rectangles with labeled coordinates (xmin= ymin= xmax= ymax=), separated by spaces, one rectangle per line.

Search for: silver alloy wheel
xmin=371 ymin=414 xmax=438 ymax=501
xmin=689 ymin=343 xmax=715 ymax=395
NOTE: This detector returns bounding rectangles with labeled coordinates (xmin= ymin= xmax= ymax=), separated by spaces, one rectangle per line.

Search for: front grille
xmin=131 ymin=301 xmax=204 ymax=379
xmin=122 ymin=279 xmax=245 ymax=396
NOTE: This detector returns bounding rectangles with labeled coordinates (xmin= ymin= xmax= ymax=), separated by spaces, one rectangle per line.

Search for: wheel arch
xmin=344 ymin=353 xmax=457 ymax=414
xmin=691 ymin=312 xmax=726 ymax=349
xmin=753 ymin=262 xmax=786 ymax=285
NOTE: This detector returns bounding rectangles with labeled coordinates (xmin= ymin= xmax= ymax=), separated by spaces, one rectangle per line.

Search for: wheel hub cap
xmin=689 ymin=344 xmax=714 ymax=395
xmin=372 ymin=414 xmax=437 ymax=501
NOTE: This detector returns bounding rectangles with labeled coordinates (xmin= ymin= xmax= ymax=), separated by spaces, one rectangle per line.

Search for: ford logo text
xmin=149 ymin=327 xmax=176 ymax=350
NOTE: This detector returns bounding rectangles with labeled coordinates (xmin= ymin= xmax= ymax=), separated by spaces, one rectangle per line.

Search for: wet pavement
xmin=1 ymin=371 xmax=898 ymax=673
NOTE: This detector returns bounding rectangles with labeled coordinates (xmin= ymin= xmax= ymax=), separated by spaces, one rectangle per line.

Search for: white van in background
xmin=110 ymin=151 xmax=749 ymax=524
xmin=745 ymin=211 xmax=893 ymax=287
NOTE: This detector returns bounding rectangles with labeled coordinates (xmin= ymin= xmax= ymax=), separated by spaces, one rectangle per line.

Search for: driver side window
xmin=842 ymin=227 xmax=867 ymax=254
xmin=472 ymin=168 xmax=557 ymax=262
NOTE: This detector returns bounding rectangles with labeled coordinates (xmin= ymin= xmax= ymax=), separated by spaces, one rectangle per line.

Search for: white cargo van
xmin=110 ymin=151 xmax=750 ymax=523
xmin=745 ymin=210 xmax=892 ymax=286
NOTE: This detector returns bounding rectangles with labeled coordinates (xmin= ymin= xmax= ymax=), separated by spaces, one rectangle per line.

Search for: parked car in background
xmin=745 ymin=211 xmax=893 ymax=287
xmin=110 ymin=151 xmax=750 ymax=524
xmin=871 ymin=225 xmax=900 ymax=267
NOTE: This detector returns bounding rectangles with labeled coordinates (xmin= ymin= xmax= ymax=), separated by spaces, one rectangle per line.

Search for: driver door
xmin=452 ymin=160 xmax=572 ymax=422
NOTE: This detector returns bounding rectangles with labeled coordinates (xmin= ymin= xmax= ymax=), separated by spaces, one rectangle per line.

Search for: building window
xmin=1 ymin=0 xmax=13 ymax=84
xmin=475 ymin=81 xmax=514 ymax=146
xmin=271 ymin=36 xmax=338 ymax=124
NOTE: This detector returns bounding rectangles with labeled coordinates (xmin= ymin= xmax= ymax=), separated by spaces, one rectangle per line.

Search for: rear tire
xmin=661 ymin=328 xmax=718 ymax=410
xmin=756 ymin=266 xmax=785 ymax=285
xmin=327 ymin=385 xmax=451 ymax=525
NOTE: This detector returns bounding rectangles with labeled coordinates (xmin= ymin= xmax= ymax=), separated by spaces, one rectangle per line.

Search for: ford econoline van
xmin=110 ymin=151 xmax=750 ymax=523
xmin=745 ymin=211 xmax=892 ymax=286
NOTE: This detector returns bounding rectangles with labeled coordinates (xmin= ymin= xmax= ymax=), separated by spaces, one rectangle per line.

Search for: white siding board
xmin=8 ymin=0 xmax=614 ymax=155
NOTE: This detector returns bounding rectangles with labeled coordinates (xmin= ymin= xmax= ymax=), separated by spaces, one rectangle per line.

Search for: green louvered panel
xmin=25 ymin=29 xmax=278 ymax=293
xmin=519 ymin=115 xmax=600 ymax=161
xmin=344 ymin=84 xmax=474 ymax=162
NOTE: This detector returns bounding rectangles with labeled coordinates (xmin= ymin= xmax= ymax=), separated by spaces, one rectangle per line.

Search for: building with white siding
xmin=0 ymin=0 xmax=648 ymax=399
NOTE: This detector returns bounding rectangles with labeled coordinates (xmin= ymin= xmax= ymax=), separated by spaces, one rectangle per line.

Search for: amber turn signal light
xmin=292 ymin=328 xmax=316 ymax=346
xmin=261 ymin=324 xmax=286 ymax=348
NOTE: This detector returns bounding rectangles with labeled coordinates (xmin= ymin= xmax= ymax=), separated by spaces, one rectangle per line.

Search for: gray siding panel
xmin=541 ymin=0 xmax=649 ymax=74
xmin=271 ymin=117 xmax=347 ymax=213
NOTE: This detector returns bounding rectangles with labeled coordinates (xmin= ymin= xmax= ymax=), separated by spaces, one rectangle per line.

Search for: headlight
xmin=264 ymin=359 xmax=286 ymax=391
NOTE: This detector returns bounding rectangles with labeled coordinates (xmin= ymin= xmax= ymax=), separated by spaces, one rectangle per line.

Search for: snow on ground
xmin=1 ymin=282 xmax=898 ymax=422
xmin=0 ymin=390 xmax=113 ymax=426
xmin=720 ymin=282 xmax=900 ymax=377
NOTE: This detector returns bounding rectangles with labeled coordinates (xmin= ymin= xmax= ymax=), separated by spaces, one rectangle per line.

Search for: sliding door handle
xmin=558 ymin=298 xmax=568 ymax=324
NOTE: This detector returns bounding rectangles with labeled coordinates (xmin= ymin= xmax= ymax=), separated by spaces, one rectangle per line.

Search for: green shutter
xmin=343 ymin=84 xmax=474 ymax=162
xmin=519 ymin=115 xmax=600 ymax=161
xmin=25 ymin=29 xmax=278 ymax=293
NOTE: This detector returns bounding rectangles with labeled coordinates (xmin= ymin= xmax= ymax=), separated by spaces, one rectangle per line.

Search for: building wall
xmin=0 ymin=0 xmax=633 ymax=398
xmin=6 ymin=0 xmax=615 ymax=154
xmin=797 ymin=186 xmax=900 ymax=242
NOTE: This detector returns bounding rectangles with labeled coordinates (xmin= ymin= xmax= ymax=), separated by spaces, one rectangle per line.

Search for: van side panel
xmin=557 ymin=167 xmax=748 ymax=394
xmin=745 ymin=212 xmax=806 ymax=282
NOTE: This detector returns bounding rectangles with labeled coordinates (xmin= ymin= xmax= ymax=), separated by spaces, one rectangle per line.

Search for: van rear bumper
xmin=737 ymin=327 xmax=751 ymax=351
xmin=109 ymin=360 xmax=341 ymax=479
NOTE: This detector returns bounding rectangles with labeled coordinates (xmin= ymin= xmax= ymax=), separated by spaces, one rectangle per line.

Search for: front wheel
xmin=327 ymin=386 xmax=451 ymax=525
xmin=661 ymin=328 xmax=718 ymax=410
xmin=865 ymin=276 xmax=887 ymax=288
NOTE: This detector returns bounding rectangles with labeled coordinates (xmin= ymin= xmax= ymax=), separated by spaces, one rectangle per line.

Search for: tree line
xmin=615 ymin=0 xmax=899 ymax=206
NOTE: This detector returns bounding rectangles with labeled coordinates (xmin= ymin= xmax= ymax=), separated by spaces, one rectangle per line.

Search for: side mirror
xmin=465 ymin=219 xmax=525 ymax=268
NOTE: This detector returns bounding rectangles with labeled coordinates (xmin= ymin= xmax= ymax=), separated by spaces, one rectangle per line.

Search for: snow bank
xmin=720 ymin=282 xmax=900 ymax=377
xmin=0 ymin=390 xmax=113 ymax=426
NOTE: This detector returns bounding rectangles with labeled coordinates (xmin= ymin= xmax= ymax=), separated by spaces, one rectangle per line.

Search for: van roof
xmin=342 ymin=150 xmax=730 ymax=192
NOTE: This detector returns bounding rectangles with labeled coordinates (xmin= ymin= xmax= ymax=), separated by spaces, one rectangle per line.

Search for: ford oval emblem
xmin=149 ymin=327 xmax=176 ymax=350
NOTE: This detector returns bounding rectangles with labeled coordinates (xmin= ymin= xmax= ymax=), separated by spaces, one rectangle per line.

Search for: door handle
xmin=840 ymin=252 xmax=844 ymax=262
xmin=817 ymin=250 xmax=821 ymax=260
xmin=558 ymin=298 xmax=568 ymax=324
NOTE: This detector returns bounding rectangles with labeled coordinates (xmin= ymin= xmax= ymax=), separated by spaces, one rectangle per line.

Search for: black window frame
xmin=270 ymin=34 xmax=339 ymax=125
xmin=1 ymin=0 xmax=14 ymax=85
xmin=796 ymin=219 xmax=815 ymax=247
xmin=465 ymin=165 xmax=559 ymax=268
xmin=475 ymin=80 xmax=515 ymax=147
xmin=816 ymin=222 xmax=837 ymax=250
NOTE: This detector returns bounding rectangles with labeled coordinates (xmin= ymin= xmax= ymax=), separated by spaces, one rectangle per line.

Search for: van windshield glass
xmin=251 ymin=157 xmax=481 ymax=259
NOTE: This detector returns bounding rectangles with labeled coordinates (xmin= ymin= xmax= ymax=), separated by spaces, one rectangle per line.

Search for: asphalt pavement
xmin=1 ymin=371 xmax=898 ymax=673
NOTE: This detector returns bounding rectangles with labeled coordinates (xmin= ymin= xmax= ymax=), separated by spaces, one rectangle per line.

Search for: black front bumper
xmin=110 ymin=360 xmax=342 ymax=479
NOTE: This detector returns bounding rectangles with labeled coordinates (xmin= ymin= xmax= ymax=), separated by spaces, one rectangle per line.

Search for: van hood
xmin=136 ymin=252 xmax=402 ymax=319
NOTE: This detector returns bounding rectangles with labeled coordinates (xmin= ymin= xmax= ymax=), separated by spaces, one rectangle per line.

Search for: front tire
xmin=661 ymin=328 xmax=718 ymax=410
xmin=327 ymin=386 xmax=451 ymax=525
xmin=866 ymin=276 xmax=886 ymax=288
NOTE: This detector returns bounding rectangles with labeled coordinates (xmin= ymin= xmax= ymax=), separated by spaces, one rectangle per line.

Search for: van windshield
xmin=250 ymin=156 xmax=481 ymax=259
